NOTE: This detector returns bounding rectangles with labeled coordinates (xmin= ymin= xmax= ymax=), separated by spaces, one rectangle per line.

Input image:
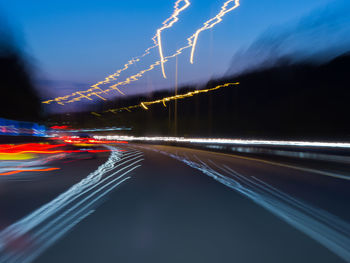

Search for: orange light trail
xmin=42 ymin=0 xmax=190 ymax=105
xmin=0 ymin=168 xmax=61 ymax=176
xmin=104 ymin=82 xmax=239 ymax=114
xmin=43 ymin=0 xmax=240 ymax=106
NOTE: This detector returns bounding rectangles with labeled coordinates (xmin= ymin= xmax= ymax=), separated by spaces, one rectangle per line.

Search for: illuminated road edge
xmin=95 ymin=136 xmax=350 ymax=149
xmin=0 ymin=146 xmax=144 ymax=263
xmin=142 ymin=146 xmax=350 ymax=262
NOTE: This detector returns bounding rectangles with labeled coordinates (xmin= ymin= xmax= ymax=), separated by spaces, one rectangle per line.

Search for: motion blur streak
xmin=0 ymin=146 xmax=122 ymax=239
xmin=155 ymin=0 xmax=191 ymax=78
xmin=61 ymin=138 xmax=128 ymax=145
xmin=42 ymin=0 xmax=190 ymax=105
xmin=0 ymin=144 xmax=65 ymax=163
xmin=0 ymin=143 xmax=65 ymax=152
xmin=149 ymin=147 xmax=350 ymax=262
xmin=43 ymin=0 xmax=240 ymax=105
xmin=0 ymin=147 xmax=144 ymax=263
xmin=0 ymin=118 xmax=46 ymax=137
xmin=52 ymin=127 xmax=132 ymax=133
xmin=0 ymin=168 xmax=60 ymax=176
xmin=84 ymin=0 xmax=240 ymax=102
xmin=0 ymin=153 xmax=35 ymax=161
xmin=94 ymin=136 xmax=350 ymax=149
xmin=105 ymin=82 xmax=239 ymax=113
xmin=190 ymin=0 xmax=240 ymax=64
xmin=0 ymin=152 xmax=68 ymax=179
xmin=0 ymin=143 xmax=122 ymax=156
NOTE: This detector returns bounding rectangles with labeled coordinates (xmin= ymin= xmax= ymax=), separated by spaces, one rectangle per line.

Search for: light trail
xmin=43 ymin=0 xmax=240 ymax=105
xmin=189 ymin=0 xmax=240 ymax=64
xmin=0 ymin=143 xmax=120 ymax=155
xmin=0 ymin=168 xmax=60 ymax=176
xmin=64 ymin=42 xmax=234 ymax=105
xmin=94 ymin=136 xmax=350 ymax=149
xmin=0 ymin=147 xmax=144 ymax=262
xmin=0 ymin=143 xmax=63 ymax=151
xmin=145 ymin=147 xmax=350 ymax=263
xmin=69 ymin=0 xmax=240 ymax=104
xmin=42 ymin=0 xmax=190 ymax=105
xmin=155 ymin=0 xmax=191 ymax=78
xmin=52 ymin=127 xmax=132 ymax=132
xmin=0 ymin=153 xmax=36 ymax=161
xmin=0 ymin=118 xmax=47 ymax=137
xmin=0 ymin=152 xmax=68 ymax=178
xmin=104 ymin=82 xmax=239 ymax=114
xmin=0 ymin=142 xmax=124 ymax=176
xmin=0 ymin=143 xmax=65 ymax=155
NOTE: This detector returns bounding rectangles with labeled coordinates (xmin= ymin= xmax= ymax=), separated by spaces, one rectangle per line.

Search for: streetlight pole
xmin=174 ymin=54 xmax=178 ymax=136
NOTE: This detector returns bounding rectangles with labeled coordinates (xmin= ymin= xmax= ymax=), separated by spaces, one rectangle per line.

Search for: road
xmin=0 ymin=143 xmax=349 ymax=263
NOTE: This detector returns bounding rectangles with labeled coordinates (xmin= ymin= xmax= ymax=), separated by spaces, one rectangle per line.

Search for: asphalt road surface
xmin=0 ymin=144 xmax=349 ymax=263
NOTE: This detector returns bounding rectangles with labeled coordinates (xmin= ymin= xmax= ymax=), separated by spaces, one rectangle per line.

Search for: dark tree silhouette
xmin=0 ymin=44 xmax=41 ymax=121
xmin=52 ymin=52 xmax=350 ymax=140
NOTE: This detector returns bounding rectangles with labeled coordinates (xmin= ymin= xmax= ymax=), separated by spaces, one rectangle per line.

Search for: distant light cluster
xmin=42 ymin=0 xmax=240 ymax=106
xmin=0 ymin=118 xmax=46 ymax=137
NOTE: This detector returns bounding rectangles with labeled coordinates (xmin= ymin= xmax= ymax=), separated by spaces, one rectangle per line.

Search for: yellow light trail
xmin=42 ymin=0 xmax=190 ymax=105
xmin=189 ymin=0 xmax=240 ymax=64
xmin=43 ymin=0 xmax=240 ymax=106
xmin=0 ymin=153 xmax=36 ymax=161
xmin=155 ymin=0 xmax=191 ymax=79
xmin=72 ymin=0 xmax=239 ymax=104
xmin=104 ymin=82 xmax=239 ymax=114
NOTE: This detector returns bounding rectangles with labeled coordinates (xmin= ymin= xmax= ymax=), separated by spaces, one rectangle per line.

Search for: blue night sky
xmin=0 ymin=0 xmax=348 ymax=111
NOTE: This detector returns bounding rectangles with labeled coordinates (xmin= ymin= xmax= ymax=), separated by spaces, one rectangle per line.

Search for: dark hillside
xmin=70 ymin=52 xmax=350 ymax=140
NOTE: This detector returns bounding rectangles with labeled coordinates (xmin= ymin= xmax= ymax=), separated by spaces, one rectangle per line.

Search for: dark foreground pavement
xmin=0 ymin=144 xmax=349 ymax=262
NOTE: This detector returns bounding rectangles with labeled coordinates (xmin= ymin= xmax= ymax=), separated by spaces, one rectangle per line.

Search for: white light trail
xmin=93 ymin=136 xmax=350 ymax=149
xmin=0 ymin=147 xmax=144 ymax=263
xmin=146 ymin=147 xmax=350 ymax=262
